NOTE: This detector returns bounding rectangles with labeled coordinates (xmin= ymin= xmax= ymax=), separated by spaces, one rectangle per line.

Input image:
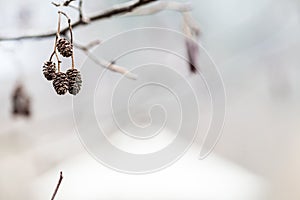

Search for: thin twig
xmin=50 ymin=12 xmax=62 ymax=72
xmin=51 ymin=171 xmax=63 ymax=200
xmin=53 ymin=0 xmax=87 ymax=23
xmin=126 ymin=1 xmax=192 ymax=15
xmin=73 ymin=41 xmax=138 ymax=79
xmin=52 ymin=0 xmax=75 ymax=7
xmin=73 ymin=40 xmax=101 ymax=51
xmin=182 ymin=12 xmax=200 ymax=36
xmin=77 ymin=0 xmax=87 ymax=22
xmin=0 ymin=0 xmax=158 ymax=41
xmin=63 ymin=0 xmax=76 ymax=6
xmin=127 ymin=1 xmax=200 ymax=35
xmin=59 ymin=11 xmax=75 ymax=69
xmin=87 ymin=51 xmax=138 ymax=80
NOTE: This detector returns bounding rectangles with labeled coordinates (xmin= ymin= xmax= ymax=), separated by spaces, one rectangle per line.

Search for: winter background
xmin=0 ymin=0 xmax=299 ymax=199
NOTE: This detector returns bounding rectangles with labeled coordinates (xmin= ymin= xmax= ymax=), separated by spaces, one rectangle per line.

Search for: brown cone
xmin=43 ymin=61 xmax=56 ymax=81
xmin=57 ymin=38 xmax=73 ymax=57
xmin=53 ymin=72 xmax=69 ymax=95
xmin=66 ymin=68 xmax=82 ymax=95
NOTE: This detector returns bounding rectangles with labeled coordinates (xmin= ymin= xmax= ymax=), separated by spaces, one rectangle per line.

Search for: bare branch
xmin=63 ymin=0 xmax=76 ymax=7
xmin=0 ymin=0 xmax=158 ymax=41
xmin=0 ymin=0 xmax=200 ymax=78
xmin=52 ymin=0 xmax=76 ymax=7
xmin=53 ymin=0 xmax=89 ymax=23
xmin=74 ymin=41 xmax=137 ymax=80
xmin=87 ymin=52 xmax=138 ymax=80
xmin=182 ymin=12 xmax=200 ymax=36
xmin=51 ymin=171 xmax=63 ymax=200
xmin=127 ymin=1 xmax=200 ymax=35
xmin=51 ymin=2 xmax=61 ymax=7
xmin=73 ymin=40 xmax=101 ymax=51
xmin=126 ymin=1 xmax=192 ymax=15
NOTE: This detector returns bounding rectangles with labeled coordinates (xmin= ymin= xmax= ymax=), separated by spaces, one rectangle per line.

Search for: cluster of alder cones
xmin=42 ymin=12 xmax=82 ymax=96
xmin=43 ymin=38 xmax=82 ymax=95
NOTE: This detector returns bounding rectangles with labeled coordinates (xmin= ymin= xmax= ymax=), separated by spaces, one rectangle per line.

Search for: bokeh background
xmin=0 ymin=0 xmax=299 ymax=199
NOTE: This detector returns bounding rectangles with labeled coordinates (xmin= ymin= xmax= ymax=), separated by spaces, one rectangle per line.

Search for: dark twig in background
xmin=51 ymin=171 xmax=63 ymax=200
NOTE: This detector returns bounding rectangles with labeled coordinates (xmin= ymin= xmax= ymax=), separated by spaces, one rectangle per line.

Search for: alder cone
xmin=57 ymin=38 xmax=73 ymax=57
xmin=43 ymin=61 xmax=56 ymax=81
xmin=66 ymin=68 xmax=82 ymax=95
xmin=53 ymin=72 xmax=69 ymax=95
